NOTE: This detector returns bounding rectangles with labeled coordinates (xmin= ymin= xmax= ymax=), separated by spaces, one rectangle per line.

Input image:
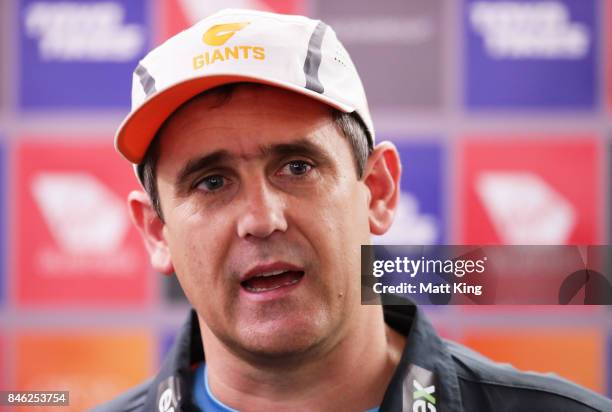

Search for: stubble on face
xmin=156 ymin=85 xmax=371 ymax=363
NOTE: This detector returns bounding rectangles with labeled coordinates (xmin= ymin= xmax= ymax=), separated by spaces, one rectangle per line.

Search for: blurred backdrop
xmin=0 ymin=0 xmax=611 ymax=410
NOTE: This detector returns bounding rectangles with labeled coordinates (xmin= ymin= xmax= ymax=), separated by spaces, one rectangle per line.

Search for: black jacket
xmin=92 ymin=305 xmax=612 ymax=411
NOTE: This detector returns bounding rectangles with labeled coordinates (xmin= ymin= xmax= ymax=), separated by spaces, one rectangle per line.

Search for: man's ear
xmin=363 ymin=141 xmax=401 ymax=235
xmin=128 ymin=190 xmax=174 ymax=275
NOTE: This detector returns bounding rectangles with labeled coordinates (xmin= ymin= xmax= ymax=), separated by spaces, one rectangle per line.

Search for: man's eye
xmin=196 ymin=175 xmax=225 ymax=192
xmin=282 ymin=160 xmax=312 ymax=176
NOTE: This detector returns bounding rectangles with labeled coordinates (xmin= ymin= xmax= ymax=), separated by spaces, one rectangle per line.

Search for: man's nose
xmin=236 ymin=178 xmax=288 ymax=239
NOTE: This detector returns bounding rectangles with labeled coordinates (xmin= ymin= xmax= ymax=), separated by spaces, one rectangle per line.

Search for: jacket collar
xmin=143 ymin=310 xmax=203 ymax=412
xmin=381 ymin=305 xmax=463 ymax=412
xmin=145 ymin=305 xmax=463 ymax=412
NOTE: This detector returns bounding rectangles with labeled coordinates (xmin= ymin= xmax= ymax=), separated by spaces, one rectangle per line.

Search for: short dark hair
xmin=139 ymin=83 xmax=373 ymax=220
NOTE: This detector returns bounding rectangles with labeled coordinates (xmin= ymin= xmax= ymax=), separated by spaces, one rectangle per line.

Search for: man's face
xmin=155 ymin=85 xmax=372 ymax=358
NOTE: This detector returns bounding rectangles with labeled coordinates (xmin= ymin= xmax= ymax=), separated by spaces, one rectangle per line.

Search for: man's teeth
xmin=256 ymin=270 xmax=287 ymax=278
xmin=245 ymin=277 xmax=300 ymax=292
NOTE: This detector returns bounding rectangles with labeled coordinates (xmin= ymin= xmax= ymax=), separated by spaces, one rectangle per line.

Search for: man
xmin=96 ymin=9 xmax=611 ymax=412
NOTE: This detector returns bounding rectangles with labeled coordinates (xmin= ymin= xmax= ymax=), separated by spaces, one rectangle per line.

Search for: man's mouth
xmin=240 ymin=269 xmax=305 ymax=293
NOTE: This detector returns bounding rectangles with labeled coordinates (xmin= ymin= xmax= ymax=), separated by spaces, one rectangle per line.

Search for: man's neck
xmin=198 ymin=306 xmax=406 ymax=412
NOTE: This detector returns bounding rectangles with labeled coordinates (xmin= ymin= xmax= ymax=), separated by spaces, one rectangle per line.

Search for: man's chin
xmin=237 ymin=335 xmax=324 ymax=362
xmin=231 ymin=318 xmax=332 ymax=362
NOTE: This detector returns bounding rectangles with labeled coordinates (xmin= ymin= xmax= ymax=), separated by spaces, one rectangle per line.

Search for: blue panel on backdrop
xmin=18 ymin=0 xmax=150 ymax=109
xmin=375 ymin=141 xmax=445 ymax=245
xmin=464 ymin=0 xmax=598 ymax=109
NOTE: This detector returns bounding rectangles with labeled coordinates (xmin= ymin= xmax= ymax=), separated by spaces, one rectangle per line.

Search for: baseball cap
xmin=115 ymin=8 xmax=374 ymax=167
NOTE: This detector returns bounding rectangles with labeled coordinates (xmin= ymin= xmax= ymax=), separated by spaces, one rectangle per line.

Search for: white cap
xmin=115 ymin=8 xmax=374 ymax=165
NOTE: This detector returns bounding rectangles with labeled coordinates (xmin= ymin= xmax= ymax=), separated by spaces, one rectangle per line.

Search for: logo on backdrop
xmin=475 ymin=172 xmax=576 ymax=244
xmin=464 ymin=0 xmax=597 ymax=109
xmin=16 ymin=141 xmax=149 ymax=305
xmin=30 ymin=172 xmax=138 ymax=276
xmin=31 ymin=173 xmax=129 ymax=254
xmin=376 ymin=141 xmax=444 ymax=245
xmin=376 ymin=193 xmax=439 ymax=245
xmin=318 ymin=0 xmax=444 ymax=108
xmin=459 ymin=139 xmax=600 ymax=244
xmin=469 ymin=1 xmax=589 ymax=59
xmin=329 ymin=16 xmax=434 ymax=45
xmin=23 ymin=1 xmax=145 ymax=62
xmin=19 ymin=0 xmax=149 ymax=109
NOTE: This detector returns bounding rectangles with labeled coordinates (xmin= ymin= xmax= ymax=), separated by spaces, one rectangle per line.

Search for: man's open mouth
xmin=240 ymin=270 xmax=305 ymax=293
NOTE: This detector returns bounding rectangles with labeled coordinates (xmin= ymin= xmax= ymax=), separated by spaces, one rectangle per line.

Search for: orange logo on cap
xmin=203 ymin=22 xmax=250 ymax=46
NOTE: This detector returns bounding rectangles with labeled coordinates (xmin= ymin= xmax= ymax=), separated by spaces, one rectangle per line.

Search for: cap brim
xmin=115 ymin=74 xmax=355 ymax=164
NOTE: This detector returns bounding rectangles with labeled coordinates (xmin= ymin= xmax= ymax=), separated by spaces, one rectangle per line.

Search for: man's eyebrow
xmin=175 ymin=138 xmax=331 ymax=186
xmin=262 ymin=138 xmax=330 ymax=161
xmin=176 ymin=150 xmax=231 ymax=186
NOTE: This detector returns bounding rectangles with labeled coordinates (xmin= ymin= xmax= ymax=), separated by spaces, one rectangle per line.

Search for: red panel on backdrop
xmin=14 ymin=140 xmax=150 ymax=306
xmin=457 ymin=137 xmax=601 ymax=245
xmin=159 ymin=0 xmax=305 ymax=43
xmin=0 ymin=335 xmax=3 ymax=390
